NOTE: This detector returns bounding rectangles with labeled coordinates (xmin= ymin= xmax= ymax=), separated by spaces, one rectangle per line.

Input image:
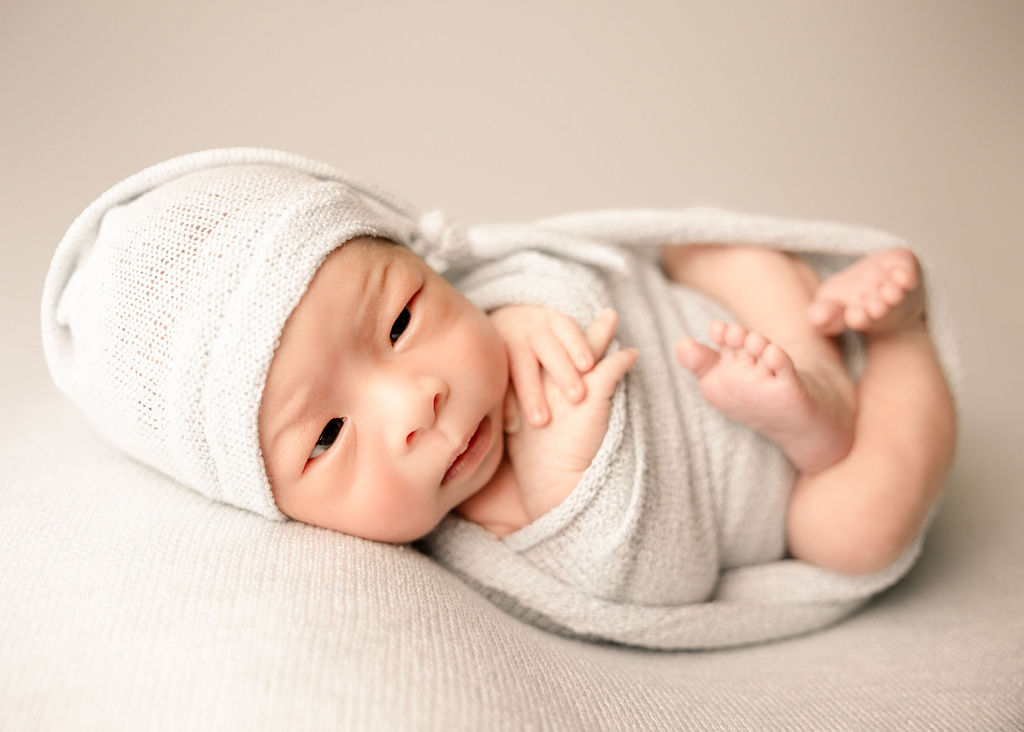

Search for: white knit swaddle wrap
xmin=40 ymin=148 xmax=451 ymax=518
xmin=426 ymin=212 xmax=961 ymax=649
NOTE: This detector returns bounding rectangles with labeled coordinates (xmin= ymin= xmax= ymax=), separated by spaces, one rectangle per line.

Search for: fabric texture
xmin=422 ymin=210 xmax=958 ymax=649
xmin=4 ymin=399 xmax=1019 ymax=731
xmin=41 ymin=149 xmax=427 ymax=518
xmin=40 ymin=148 xmax=961 ymax=652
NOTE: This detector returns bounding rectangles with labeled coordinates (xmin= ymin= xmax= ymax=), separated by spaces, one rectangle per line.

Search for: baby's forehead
xmin=292 ymin=236 xmax=410 ymax=318
xmin=261 ymin=236 xmax=415 ymax=428
xmin=310 ymin=235 xmax=411 ymax=285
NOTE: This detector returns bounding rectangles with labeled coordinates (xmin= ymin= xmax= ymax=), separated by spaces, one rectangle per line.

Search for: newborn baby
xmin=43 ymin=148 xmax=957 ymax=649
xmin=263 ymin=236 xmax=948 ymax=566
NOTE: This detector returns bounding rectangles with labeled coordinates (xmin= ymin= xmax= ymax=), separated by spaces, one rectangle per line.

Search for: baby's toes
xmin=844 ymin=305 xmax=871 ymax=331
xmin=723 ymin=323 xmax=748 ymax=349
xmin=865 ymin=297 xmax=890 ymax=320
xmin=808 ymin=298 xmax=846 ymax=335
xmin=675 ymin=337 xmax=718 ymax=377
xmin=876 ymin=250 xmax=918 ymax=292
xmin=708 ymin=320 xmax=728 ymax=346
xmin=888 ymin=264 xmax=917 ymax=291
xmin=744 ymin=331 xmax=769 ymax=358
xmin=880 ymin=280 xmax=905 ymax=306
xmin=722 ymin=324 xmax=755 ymax=364
xmin=762 ymin=343 xmax=795 ymax=377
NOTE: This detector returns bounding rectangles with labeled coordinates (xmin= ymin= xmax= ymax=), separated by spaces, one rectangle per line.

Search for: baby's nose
xmin=392 ymin=374 xmax=447 ymax=450
xmin=405 ymin=392 xmax=443 ymax=446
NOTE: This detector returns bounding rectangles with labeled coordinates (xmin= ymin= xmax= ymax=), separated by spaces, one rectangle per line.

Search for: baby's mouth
xmin=441 ymin=417 xmax=491 ymax=486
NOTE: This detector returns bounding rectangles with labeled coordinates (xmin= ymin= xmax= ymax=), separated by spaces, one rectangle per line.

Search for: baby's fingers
xmin=550 ymin=313 xmax=595 ymax=372
xmin=530 ymin=328 xmax=587 ymax=405
xmin=585 ymin=308 xmax=619 ymax=360
xmin=583 ymin=347 xmax=638 ymax=400
xmin=507 ymin=348 xmax=549 ymax=426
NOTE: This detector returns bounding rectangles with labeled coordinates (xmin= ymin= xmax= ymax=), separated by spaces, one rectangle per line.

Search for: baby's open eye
xmin=309 ymin=418 xmax=344 ymax=460
xmin=390 ymin=306 xmax=411 ymax=344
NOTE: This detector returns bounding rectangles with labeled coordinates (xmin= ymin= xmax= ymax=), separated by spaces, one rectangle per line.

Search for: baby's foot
xmin=675 ymin=322 xmax=854 ymax=473
xmin=808 ymin=248 xmax=925 ymax=336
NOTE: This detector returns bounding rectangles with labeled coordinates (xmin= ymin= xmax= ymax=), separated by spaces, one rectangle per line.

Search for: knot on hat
xmin=413 ymin=209 xmax=472 ymax=273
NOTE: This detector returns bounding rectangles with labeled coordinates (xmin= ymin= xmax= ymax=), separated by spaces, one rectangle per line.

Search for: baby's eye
xmin=390 ymin=306 xmax=411 ymax=344
xmin=309 ymin=418 xmax=344 ymax=460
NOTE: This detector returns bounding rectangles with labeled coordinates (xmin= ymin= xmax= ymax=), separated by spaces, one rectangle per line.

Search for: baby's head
xmin=260 ymin=236 xmax=507 ymax=541
xmin=42 ymin=149 xmax=507 ymax=541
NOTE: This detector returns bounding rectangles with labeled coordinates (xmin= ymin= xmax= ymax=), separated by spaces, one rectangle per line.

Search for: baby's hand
xmin=488 ymin=305 xmax=602 ymax=426
xmin=503 ymin=310 xmax=638 ymax=521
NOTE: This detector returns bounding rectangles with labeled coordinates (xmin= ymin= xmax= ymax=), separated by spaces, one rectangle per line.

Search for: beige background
xmin=2 ymin=0 xmax=1022 ymax=698
xmin=5 ymin=0 xmax=1022 ymax=536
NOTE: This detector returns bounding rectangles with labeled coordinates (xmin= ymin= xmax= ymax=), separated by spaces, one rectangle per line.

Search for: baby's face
xmin=259 ymin=237 xmax=509 ymax=542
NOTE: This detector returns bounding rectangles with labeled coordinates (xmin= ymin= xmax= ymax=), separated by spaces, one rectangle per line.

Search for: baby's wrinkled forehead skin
xmin=258 ymin=235 xmax=402 ymax=477
xmin=257 ymin=236 xmax=509 ymax=542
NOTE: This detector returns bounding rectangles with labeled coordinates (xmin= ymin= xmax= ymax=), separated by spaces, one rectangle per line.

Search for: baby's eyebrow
xmin=268 ymin=385 xmax=318 ymax=466
xmin=268 ymin=257 xmax=386 ymax=464
xmin=370 ymin=256 xmax=399 ymax=311
xmin=353 ymin=261 xmax=390 ymax=348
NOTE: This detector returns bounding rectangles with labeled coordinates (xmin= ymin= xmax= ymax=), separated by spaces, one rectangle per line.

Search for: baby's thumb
xmin=585 ymin=348 xmax=638 ymax=399
xmin=585 ymin=308 xmax=618 ymax=358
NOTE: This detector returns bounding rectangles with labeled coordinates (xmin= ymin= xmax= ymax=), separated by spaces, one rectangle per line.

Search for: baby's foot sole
xmin=676 ymin=322 xmax=854 ymax=473
xmin=808 ymin=248 xmax=925 ymax=336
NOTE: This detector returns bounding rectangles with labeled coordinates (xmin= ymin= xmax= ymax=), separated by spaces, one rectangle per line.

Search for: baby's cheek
xmin=360 ymin=471 xmax=436 ymax=543
xmin=479 ymin=321 xmax=510 ymax=386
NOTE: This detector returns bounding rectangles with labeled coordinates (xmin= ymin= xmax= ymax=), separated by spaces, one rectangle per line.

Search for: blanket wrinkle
xmin=420 ymin=206 xmax=957 ymax=650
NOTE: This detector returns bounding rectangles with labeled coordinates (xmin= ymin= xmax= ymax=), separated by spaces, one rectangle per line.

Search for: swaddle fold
xmin=42 ymin=148 xmax=958 ymax=649
xmin=421 ymin=209 xmax=958 ymax=649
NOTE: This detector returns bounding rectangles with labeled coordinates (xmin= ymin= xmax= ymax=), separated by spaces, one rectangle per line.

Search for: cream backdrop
xmin=2 ymin=0 xmax=1022 ymax=725
xmin=6 ymin=0 xmax=1022 ymax=560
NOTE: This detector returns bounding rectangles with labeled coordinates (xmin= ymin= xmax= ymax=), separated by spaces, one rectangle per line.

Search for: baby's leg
xmin=663 ymin=245 xmax=842 ymax=370
xmin=665 ymin=244 xmax=956 ymax=575
xmin=663 ymin=245 xmax=855 ymax=472
xmin=785 ymin=252 xmax=956 ymax=574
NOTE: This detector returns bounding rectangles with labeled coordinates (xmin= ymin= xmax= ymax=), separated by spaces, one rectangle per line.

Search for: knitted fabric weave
xmin=41 ymin=149 xmax=959 ymax=649
xmin=41 ymin=149 xmax=431 ymax=518
xmin=425 ymin=212 xmax=957 ymax=648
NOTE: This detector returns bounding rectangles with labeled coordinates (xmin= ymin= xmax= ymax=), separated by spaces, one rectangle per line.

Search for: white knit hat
xmin=41 ymin=148 xmax=470 ymax=519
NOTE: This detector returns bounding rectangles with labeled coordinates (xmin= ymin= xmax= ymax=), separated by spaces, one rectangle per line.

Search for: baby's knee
xmin=789 ymin=530 xmax=903 ymax=576
xmin=786 ymin=487 xmax=917 ymax=576
xmin=811 ymin=532 xmax=908 ymax=576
